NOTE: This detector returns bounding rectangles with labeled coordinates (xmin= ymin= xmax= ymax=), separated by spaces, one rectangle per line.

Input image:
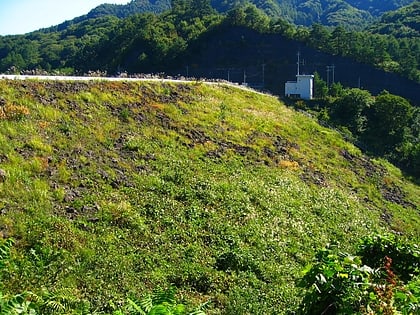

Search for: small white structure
xmin=285 ymin=52 xmax=314 ymax=100
xmin=285 ymin=74 xmax=314 ymax=100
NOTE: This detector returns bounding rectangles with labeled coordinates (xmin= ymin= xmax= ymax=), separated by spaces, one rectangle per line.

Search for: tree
xmin=363 ymin=90 xmax=413 ymax=154
xmin=331 ymin=88 xmax=373 ymax=136
xmin=330 ymin=26 xmax=349 ymax=56
xmin=270 ymin=17 xmax=294 ymax=38
xmin=225 ymin=4 xmax=270 ymax=32
xmin=172 ymin=0 xmax=215 ymax=20
xmin=328 ymin=82 xmax=344 ymax=98
xmin=313 ymin=72 xmax=328 ymax=99
xmin=243 ymin=4 xmax=270 ymax=32
xmin=309 ymin=23 xmax=330 ymax=50
xmin=398 ymin=107 xmax=420 ymax=178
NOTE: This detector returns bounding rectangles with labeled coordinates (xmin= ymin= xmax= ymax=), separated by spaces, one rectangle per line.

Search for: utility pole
xmin=262 ymin=63 xmax=265 ymax=88
xmin=326 ymin=66 xmax=330 ymax=87
xmin=243 ymin=69 xmax=247 ymax=85
xmin=326 ymin=65 xmax=335 ymax=86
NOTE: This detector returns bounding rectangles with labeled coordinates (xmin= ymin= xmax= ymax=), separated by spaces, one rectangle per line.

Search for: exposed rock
xmin=381 ymin=183 xmax=416 ymax=209
xmin=0 ymin=169 xmax=7 ymax=182
xmin=300 ymin=167 xmax=328 ymax=187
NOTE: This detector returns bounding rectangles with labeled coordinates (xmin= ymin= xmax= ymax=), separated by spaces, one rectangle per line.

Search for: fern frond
xmin=128 ymin=297 xmax=148 ymax=315
xmin=40 ymin=288 xmax=81 ymax=313
xmin=152 ymin=287 xmax=176 ymax=306
xmin=189 ymin=300 xmax=210 ymax=315
xmin=0 ymin=238 xmax=14 ymax=270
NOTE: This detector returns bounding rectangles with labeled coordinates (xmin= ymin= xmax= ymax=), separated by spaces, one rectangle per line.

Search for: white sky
xmin=0 ymin=0 xmax=130 ymax=36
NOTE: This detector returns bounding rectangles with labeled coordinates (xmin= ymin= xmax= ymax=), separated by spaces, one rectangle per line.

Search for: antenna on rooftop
xmin=297 ymin=51 xmax=300 ymax=75
xmin=296 ymin=51 xmax=305 ymax=75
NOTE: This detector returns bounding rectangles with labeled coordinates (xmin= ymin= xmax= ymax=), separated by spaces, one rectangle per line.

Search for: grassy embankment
xmin=0 ymin=79 xmax=419 ymax=313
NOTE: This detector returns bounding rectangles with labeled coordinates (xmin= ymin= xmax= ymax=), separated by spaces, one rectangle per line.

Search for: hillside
xmin=0 ymin=79 xmax=419 ymax=313
xmin=367 ymin=0 xmax=420 ymax=38
xmin=82 ymin=0 xmax=415 ymax=29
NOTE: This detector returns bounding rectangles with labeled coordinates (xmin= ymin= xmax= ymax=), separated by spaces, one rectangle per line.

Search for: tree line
xmin=311 ymin=75 xmax=419 ymax=179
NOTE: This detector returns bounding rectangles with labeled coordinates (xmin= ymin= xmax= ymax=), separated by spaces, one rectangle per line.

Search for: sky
xmin=0 ymin=0 xmax=130 ymax=36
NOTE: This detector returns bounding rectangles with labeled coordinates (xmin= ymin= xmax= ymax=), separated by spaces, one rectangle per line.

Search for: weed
xmin=0 ymin=104 xmax=30 ymax=120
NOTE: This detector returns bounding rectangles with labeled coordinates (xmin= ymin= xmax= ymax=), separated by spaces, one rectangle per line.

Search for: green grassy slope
xmin=0 ymin=79 xmax=419 ymax=313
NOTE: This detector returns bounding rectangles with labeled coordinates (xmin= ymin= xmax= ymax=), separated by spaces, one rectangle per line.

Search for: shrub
xmin=298 ymin=235 xmax=420 ymax=314
xmin=357 ymin=234 xmax=420 ymax=282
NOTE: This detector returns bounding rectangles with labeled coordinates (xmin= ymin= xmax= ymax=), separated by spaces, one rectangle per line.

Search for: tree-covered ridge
xmin=87 ymin=0 xmax=171 ymax=18
xmin=43 ymin=0 xmax=416 ymax=31
xmin=367 ymin=0 xmax=420 ymax=38
xmin=275 ymin=0 xmax=416 ymax=29
xmin=346 ymin=0 xmax=413 ymax=15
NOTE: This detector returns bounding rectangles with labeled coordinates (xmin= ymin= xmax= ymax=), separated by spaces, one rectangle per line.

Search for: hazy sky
xmin=0 ymin=0 xmax=130 ymax=36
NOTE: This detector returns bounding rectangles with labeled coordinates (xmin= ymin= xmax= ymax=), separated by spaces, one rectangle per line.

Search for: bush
xmin=297 ymin=235 xmax=420 ymax=314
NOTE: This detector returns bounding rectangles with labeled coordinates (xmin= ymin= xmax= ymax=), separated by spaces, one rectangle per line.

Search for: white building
xmin=285 ymin=74 xmax=314 ymax=100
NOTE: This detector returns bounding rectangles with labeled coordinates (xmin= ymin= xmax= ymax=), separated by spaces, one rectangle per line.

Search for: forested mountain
xmin=345 ymin=0 xmax=413 ymax=15
xmin=62 ymin=0 xmax=416 ymax=30
xmin=368 ymin=0 xmax=420 ymax=38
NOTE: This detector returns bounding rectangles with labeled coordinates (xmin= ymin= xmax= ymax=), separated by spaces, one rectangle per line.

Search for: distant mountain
xmin=87 ymin=0 xmax=171 ymax=18
xmin=367 ymin=1 xmax=420 ymax=38
xmin=63 ymin=0 xmax=416 ymax=30
xmin=345 ymin=0 xmax=413 ymax=16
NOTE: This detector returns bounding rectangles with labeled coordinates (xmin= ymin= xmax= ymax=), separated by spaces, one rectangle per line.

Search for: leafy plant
xmin=0 ymin=291 xmax=38 ymax=315
xmin=358 ymin=234 xmax=420 ymax=282
xmin=298 ymin=235 xmax=420 ymax=314
xmin=115 ymin=287 xmax=208 ymax=315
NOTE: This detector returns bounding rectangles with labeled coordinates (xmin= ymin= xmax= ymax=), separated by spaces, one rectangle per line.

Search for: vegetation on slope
xmin=0 ymin=79 xmax=419 ymax=313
